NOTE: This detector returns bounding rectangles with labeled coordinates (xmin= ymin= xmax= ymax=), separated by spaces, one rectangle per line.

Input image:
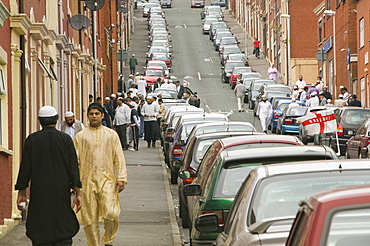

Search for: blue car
xmin=270 ymin=100 xmax=304 ymax=133
xmin=277 ymin=106 xmax=308 ymax=135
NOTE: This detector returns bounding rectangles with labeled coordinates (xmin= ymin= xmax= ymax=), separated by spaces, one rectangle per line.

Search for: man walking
xmin=15 ymin=106 xmax=82 ymax=246
xmin=256 ymin=95 xmax=272 ymax=133
xmin=113 ymin=97 xmax=131 ymax=150
xmin=137 ymin=76 xmax=147 ymax=98
xmin=73 ymin=103 xmax=127 ymax=246
xmin=129 ymin=54 xmax=138 ymax=74
xmin=234 ymin=80 xmax=245 ymax=112
xmin=129 ymin=102 xmax=140 ymax=151
xmin=267 ymin=64 xmax=278 ymax=82
xmin=253 ymin=37 xmax=260 ymax=58
xmin=59 ymin=111 xmax=85 ymax=138
xmin=141 ymin=96 xmax=159 ymax=148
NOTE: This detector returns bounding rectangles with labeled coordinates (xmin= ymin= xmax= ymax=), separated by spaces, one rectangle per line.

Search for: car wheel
xmin=272 ymin=126 xmax=276 ymax=133
xmin=300 ymin=131 xmax=308 ymax=145
xmin=170 ymin=168 xmax=178 ymax=184
xmin=181 ymin=200 xmax=190 ymax=228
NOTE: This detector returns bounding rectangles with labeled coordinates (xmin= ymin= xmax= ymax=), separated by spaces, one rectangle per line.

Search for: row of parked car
xmin=143 ymin=2 xmax=172 ymax=87
xmin=159 ymin=98 xmax=370 ymax=246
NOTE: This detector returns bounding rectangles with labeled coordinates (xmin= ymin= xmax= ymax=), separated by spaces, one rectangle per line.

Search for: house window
xmin=365 ymin=52 xmax=369 ymax=65
xmin=318 ymin=24 xmax=323 ymax=43
xmin=0 ymin=68 xmax=5 ymax=95
xmin=0 ymin=67 xmax=4 ymax=146
xmin=360 ymin=18 xmax=364 ymax=48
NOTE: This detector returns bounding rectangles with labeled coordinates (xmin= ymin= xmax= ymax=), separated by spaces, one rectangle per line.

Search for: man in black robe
xmin=15 ymin=106 xmax=82 ymax=246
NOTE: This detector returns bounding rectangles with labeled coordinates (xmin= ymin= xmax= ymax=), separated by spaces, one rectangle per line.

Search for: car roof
xmin=193 ymin=131 xmax=264 ymax=141
xmin=254 ymin=159 xmax=370 ymax=177
xmin=179 ymin=113 xmax=228 ymax=120
xmin=265 ymin=84 xmax=289 ymax=87
xmin=223 ymin=145 xmax=335 ymax=160
xmin=219 ymin=134 xmax=302 ymax=146
xmin=191 ymin=121 xmax=255 ymax=131
xmin=146 ymin=66 xmax=164 ymax=70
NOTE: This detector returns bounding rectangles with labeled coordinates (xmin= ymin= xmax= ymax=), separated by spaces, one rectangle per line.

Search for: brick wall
xmin=0 ymin=155 xmax=12 ymax=225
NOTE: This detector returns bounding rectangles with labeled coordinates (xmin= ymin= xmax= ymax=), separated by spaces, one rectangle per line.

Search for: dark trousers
xmin=130 ymin=66 xmax=136 ymax=74
xmin=33 ymin=238 xmax=72 ymax=246
xmin=254 ymin=47 xmax=260 ymax=57
xmin=144 ymin=121 xmax=158 ymax=143
xmin=131 ymin=125 xmax=139 ymax=150
xmin=115 ymin=124 xmax=128 ymax=149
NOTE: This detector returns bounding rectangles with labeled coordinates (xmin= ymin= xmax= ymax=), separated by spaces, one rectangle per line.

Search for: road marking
xmin=205 ymin=104 xmax=211 ymax=111
xmin=183 ymin=24 xmax=187 ymax=28
xmin=204 ymin=58 xmax=210 ymax=62
xmin=209 ymin=57 xmax=213 ymax=63
xmin=198 ymin=72 xmax=201 ymax=80
xmin=184 ymin=75 xmax=194 ymax=79
xmin=175 ymin=25 xmax=182 ymax=28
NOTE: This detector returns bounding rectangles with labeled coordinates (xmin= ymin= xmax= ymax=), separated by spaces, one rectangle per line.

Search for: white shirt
xmin=342 ymin=92 xmax=349 ymax=102
xmin=306 ymin=96 xmax=320 ymax=107
xmin=59 ymin=121 xmax=85 ymax=139
xmin=137 ymin=79 xmax=147 ymax=97
xmin=295 ymin=80 xmax=306 ymax=89
xmin=113 ymin=104 xmax=131 ymax=125
xmin=257 ymin=101 xmax=272 ymax=118
xmin=167 ymin=83 xmax=176 ymax=90
xmin=161 ymin=82 xmax=170 ymax=89
xmin=141 ymin=103 xmax=158 ymax=121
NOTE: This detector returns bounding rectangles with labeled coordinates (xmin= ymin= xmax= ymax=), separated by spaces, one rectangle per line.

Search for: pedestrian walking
xmin=73 ymin=103 xmax=127 ymax=246
xmin=306 ymin=92 xmax=320 ymax=107
xmin=129 ymin=54 xmax=138 ymax=74
xmin=299 ymin=86 xmax=309 ymax=103
xmin=334 ymin=94 xmax=347 ymax=107
xmin=141 ymin=96 xmax=159 ymax=148
xmin=340 ymin=87 xmax=349 ymax=103
xmin=175 ymin=80 xmax=185 ymax=99
xmin=234 ymin=80 xmax=245 ymax=112
xmin=137 ymin=76 xmax=147 ymax=98
xmin=267 ymin=64 xmax=278 ymax=82
xmin=59 ymin=111 xmax=85 ymax=139
xmin=137 ymin=99 xmax=146 ymax=138
xmin=15 ymin=106 xmax=82 ymax=246
xmin=129 ymin=102 xmax=140 ymax=151
xmin=253 ymin=37 xmax=260 ymax=58
xmin=157 ymin=98 xmax=166 ymax=146
xmin=256 ymin=95 xmax=272 ymax=133
xmin=295 ymin=75 xmax=306 ymax=89
xmin=127 ymin=74 xmax=134 ymax=90
xmin=113 ymin=97 xmax=131 ymax=150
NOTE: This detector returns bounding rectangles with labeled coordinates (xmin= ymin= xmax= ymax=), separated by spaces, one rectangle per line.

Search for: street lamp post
xmin=324 ymin=10 xmax=336 ymax=96
xmin=281 ymin=14 xmax=290 ymax=86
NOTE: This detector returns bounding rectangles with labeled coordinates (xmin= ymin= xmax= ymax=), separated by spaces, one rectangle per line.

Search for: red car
xmin=286 ymin=185 xmax=370 ymax=246
xmin=345 ymin=117 xmax=370 ymax=158
xmin=147 ymin=53 xmax=172 ymax=69
xmin=229 ymin=66 xmax=252 ymax=89
xmin=143 ymin=66 xmax=166 ymax=87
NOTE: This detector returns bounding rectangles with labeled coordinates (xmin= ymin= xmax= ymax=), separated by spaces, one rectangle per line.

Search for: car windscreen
xmin=267 ymin=87 xmax=291 ymax=93
xmin=214 ymin=164 xmax=258 ymax=198
xmin=152 ymin=54 xmax=168 ymax=60
xmin=225 ymin=62 xmax=244 ymax=70
xmin=342 ymin=110 xmax=370 ymax=125
xmin=249 ymin=170 xmax=370 ymax=227
xmin=204 ymin=18 xmax=218 ymax=25
xmin=235 ymin=68 xmax=252 ymax=74
xmin=278 ymin=103 xmax=290 ymax=112
xmin=224 ymin=47 xmax=241 ymax=54
xmin=195 ymin=139 xmax=216 ymax=163
xmin=252 ymin=81 xmax=275 ymax=90
xmin=212 ymin=23 xmax=228 ymax=30
xmin=286 ymin=107 xmax=307 ymax=116
xmin=145 ymin=69 xmax=163 ymax=76
xmin=221 ymin=38 xmax=237 ymax=45
xmin=266 ymin=92 xmax=289 ymax=98
xmin=216 ymin=33 xmax=233 ymax=41
xmin=182 ymin=116 xmax=227 ymax=123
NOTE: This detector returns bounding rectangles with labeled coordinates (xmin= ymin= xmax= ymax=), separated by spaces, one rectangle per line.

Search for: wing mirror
xmin=183 ymin=184 xmax=202 ymax=196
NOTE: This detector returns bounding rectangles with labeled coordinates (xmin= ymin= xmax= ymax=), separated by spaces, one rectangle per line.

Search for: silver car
xmin=195 ymin=159 xmax=370 ymax=246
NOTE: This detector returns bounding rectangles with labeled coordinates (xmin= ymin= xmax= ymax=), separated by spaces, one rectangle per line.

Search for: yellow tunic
xmin=73 ymin=125 xmax=127 ymax=227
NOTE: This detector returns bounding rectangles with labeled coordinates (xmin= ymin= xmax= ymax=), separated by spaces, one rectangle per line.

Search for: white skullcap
xmin=130 ymin=102 xmax=137 ymax=107
xmin=327 ymin=99 xmax=332 ymax=103
xmin=136 ymin=72 xmax=140 ymax=75
xmin=132 ymin=54 xmax=135 ymax=57
xmin=147 ymin=95 xmax=153 ymax=99
xmin=39 ymin=106 xmax=58 ymax=117
xmin=117 ymin=97 xmax=124 ymax=100
xmin=339 ymin=94 xmax=343 ymax=98
xmin=339 ymin=85 xmax=344 ymax=89
xmin=65 ymin=111 xmax=74 ymax=117
xmin=117 ymin=92 xmax=122 ymax=96
xmin=105 ymin=97 xmax=110 ymax=100
xmin=262 ymin=94 xmax=267 ymax=98
xmin=111 ymin=94 xmax=116 ymax=98
xmin=129 ymin=74 xmax=133 ymax=77
xmin=311 ymin=92 xmax=317 ymax=96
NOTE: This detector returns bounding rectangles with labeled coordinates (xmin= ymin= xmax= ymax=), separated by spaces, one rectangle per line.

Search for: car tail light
xmin=172 ymin=146 xmax=183 ymax=158
xmin=284 ymin=119 xmax=293 ymax=125
xmin=183 ymin=169 xmax=196 ymax=184
xmin=337 ymin=123 xmax=344 ymax=136
xmin=201 ymin=210 xmax=228 ymax=225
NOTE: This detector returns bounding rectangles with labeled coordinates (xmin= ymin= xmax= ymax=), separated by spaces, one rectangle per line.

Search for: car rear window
xmin=342 ymin=110 xmax=370 ymax=125
xmin=249 ymin=171 xmax=370 ymax=226
xmin=194 ymin=125 xmax=255 ymax=136
xmin=287 ymin=107 xmax=307 ymax=116
xmin=227 ymin=142 xmax=294 ymax=151
xmin=195 ymin=139 xmax=216 ymax=163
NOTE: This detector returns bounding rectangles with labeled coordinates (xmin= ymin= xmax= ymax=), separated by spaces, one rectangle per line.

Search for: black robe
xmin=15 ymin=126 xmax=82 ymax=244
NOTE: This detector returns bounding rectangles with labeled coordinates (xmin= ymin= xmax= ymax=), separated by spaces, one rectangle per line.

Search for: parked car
xmin=326 ymin=107 xmax=370 ymax=155
xmin=186 ymin=146 xmax=338 ymax=246
xmin=221 ymin=60 xmax=244 ymax=83
xmin=196 ymin=159 xmax=370 ymax=246
xmin=167 ymin=113 xmax=229 ymax=183
xmin=229 ymin=67 xmax=252 ymax=89
xmin=225 ymin=53 xmax=249 ymax=66
xmin=213 ymin=31 xmax=233 ymax=50
xmin=242 ymin=78 xmax=255 ymax=103
xmin=143 ymin=66 xmax=166 ymax=86
xmin=219 ymin=45 xmax=244 ymax=65
xmin=277 ymin=106 xmax=308 ymax=135
xmin=146 ymin=60 xmax=169 ymax=76
xmin=147 ymin=53 xmax=172 ymax=68
xmin=258 ymin=84 xmax=292 ymax=97
xmin=345 ymin=117 xmax=370 ymax=158
xmin=211 ymin=0 xmax=226 ymax=7
xmin=247 ymin=79 xmax=276 ymax=109
xmin=218 ymin=37 xmax=239 ymax=53
xmin=201 ymin=5 xmax=222 ymax=19
xmin=202 ymin=17 xmax=219 ymax=34
xmin=209 ymin=22 xmax=228 ymax=41
xmin=271 ymin=100 xmax=304 ymax=133
xmin=191 ymin=0 xmax=204 ymax=8
xmin=143 ymin=2 xmax=160 ymax=17
xmin=146 ymin=46 xmax=169 ymax=58
xmin=286 ymin=185 xmax=370 ymax=246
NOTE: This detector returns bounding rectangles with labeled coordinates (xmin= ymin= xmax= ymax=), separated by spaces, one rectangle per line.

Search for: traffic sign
xmin=316 ymin=48 xmax=328 ymax=62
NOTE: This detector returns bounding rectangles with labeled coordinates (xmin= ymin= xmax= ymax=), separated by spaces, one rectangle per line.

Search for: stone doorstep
xmin=0 ymin=218 xmax=21 ymax=239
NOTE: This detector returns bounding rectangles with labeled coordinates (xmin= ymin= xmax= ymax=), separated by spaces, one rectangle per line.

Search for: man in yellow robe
xmin=73 ymin=103 xmax=128 ymax=246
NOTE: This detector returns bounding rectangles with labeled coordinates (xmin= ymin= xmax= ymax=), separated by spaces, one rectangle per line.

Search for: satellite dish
xmin=85 ymin=0 xmax=105 ymax=11
xmin=69 ymin=14 xmax=91 ymax=31
xmin=119 ymin=7 xmax=128 ymax=13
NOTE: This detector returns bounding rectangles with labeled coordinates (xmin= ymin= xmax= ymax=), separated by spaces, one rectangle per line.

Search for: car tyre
xmin=170 ymin=168 xmax=178 ymax=184
xmin=180 ymin=201 xmax=190 ymax=228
